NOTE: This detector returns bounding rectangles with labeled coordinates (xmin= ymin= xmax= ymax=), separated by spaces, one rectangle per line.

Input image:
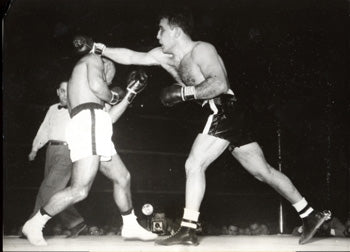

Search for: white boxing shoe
xmin=121 ymin=223 xmax=158 ymax=241
xmin=22 ymin=211 xmax=49 ymax=246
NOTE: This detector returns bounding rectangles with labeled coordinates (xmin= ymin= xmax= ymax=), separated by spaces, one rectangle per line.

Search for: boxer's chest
xmin=176 ymin=57 xmax=204 ymax=86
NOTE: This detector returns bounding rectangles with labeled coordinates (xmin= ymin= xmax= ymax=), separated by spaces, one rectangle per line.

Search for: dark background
xmin=3 ymin=0 xmax=349 ymax=233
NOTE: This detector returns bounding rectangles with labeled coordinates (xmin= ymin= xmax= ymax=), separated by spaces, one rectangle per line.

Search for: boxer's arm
xmin=108 ymin=69 xmax=148 ymax=123
xmin=103 ymin=47 xmax=162 ymax=66
xmin=73 ymin=36 xmax=165 ymax=66
xmin=191 ymin=43 xmax=229 ymax=99
xmin=87 ymin=57 xmax=113 ymax=103
xmin=160 ymin=43 xmax=229 ymax=106
xmin=108 ymin=97 xmax=129 ymax=124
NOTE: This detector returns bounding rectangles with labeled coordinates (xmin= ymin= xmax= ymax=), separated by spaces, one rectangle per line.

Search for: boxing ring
xmin=3 ymin=235 xmax=350 ymax=251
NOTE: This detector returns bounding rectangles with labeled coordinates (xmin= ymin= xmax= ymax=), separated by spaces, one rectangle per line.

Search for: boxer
xmin=21 ymin=44 xmax=156 ymax=246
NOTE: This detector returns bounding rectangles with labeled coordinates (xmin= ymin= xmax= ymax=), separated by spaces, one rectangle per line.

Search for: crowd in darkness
xmin=8 ymin=212 xmax=350 ymax=238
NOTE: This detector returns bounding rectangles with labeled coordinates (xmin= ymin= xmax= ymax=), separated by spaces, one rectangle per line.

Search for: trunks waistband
xmin=215 ymin=94 xmax=237 ymax=105
xmin=203 ymin=94 xmax=239 ymax=114
xmin=204 ymin=94 xmax=237 ymax=107
xmin=70 ymin=102 xmax=104 ymax=118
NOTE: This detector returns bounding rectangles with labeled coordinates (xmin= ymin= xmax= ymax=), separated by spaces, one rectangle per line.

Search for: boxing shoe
xmin=22 ymin=211 xmax=49 ymax=246
xmin=121 ymin=222 xmax=157 ymax=241
xmin=155 ymin=226 xmax=199 ymax=246
xmin=299 ymin=210 xmax=332 ymax=244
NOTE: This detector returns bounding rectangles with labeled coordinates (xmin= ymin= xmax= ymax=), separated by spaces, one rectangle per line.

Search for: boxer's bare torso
xmin=149 ymin=41 xmax=229 ymax=100
xmin=155 ymin=43 xmax=227 ymax=87
xmin=67 ymin=54 xmax=107 ymax=111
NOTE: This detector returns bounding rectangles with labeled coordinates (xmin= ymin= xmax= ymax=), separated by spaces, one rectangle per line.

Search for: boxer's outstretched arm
xmin=73 ymin=36 xmax=164 ymax=66
xmin=103 ymin=47 xmax=162 ymax=66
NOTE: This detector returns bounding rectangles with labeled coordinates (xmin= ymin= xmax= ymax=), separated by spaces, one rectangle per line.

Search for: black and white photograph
xmin=2 ymin=0 xmax=350 ymax=251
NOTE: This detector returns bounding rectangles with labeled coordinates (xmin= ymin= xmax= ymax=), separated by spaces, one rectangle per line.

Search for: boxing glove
xmin=125 ymin=69 xmax=148 ymax=103
xmin=73 ymin=35 xmax=106 ymax=55
xmin=109 ymin=86 xmax=126 ymax=105
xmin=160 ymin=84 xmax=197 ymax=107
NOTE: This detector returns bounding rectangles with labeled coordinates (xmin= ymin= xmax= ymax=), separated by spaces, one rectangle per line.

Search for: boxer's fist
xmin=73 ymin=35 xmax=105 ymax=55
xmin=73 ymin=35 xmax=93 ymax=54
xmin=109 ymin=86 xmax=126 ymax=105
xmin=160 ymin=84 xmax=197 ymax=107
xmin=125 ymin=69 xmax=148 ymax=103
xmin=160 ymin=84 xmax=183 ymax=107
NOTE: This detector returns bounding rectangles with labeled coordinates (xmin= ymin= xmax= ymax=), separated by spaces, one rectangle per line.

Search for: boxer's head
xmin=159 ymin=9 xmax=194 ymax=37
xmin=157 ymin=9 xmax=194 ymax=53
xmin=157 ymin=17 xmax=177 ymax=53
xmin=102 ymin=57 xmax=116 ymax=85
xmin=57 ymin=81 xmax=68 ymax=106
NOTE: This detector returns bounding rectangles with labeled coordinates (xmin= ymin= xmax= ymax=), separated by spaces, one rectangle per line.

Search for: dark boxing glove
xmin=109 ymin=86 xmax=126 ymax=105
xmin=160 ymin=84 xmax=197 ymax=107
xmin=125 ymin=69 xmax=148 ymax=103
xmin=73 ymin=35 xmax=106 ymax=55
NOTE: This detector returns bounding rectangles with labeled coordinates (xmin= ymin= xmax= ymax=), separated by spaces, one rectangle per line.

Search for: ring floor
xmin=3 ymin=234 xmax=350 ymax=251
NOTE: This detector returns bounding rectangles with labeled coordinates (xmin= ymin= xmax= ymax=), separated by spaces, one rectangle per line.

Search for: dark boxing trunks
xmin=202 ymin=94 xmax=255 ymax=148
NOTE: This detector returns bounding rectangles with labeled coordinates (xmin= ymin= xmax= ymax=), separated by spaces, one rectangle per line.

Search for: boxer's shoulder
xmin=75 ymin=53 xmax=102 ymax=68
xmin=192 ymin=41 xmax=216 ymax=56
xmin=149 ymin=47 xmax=172 ymax=63
xmin=148 ymin=46 xmax=163 ymax=55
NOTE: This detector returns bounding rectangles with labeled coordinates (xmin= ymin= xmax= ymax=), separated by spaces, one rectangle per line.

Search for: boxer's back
xmin=67 ymin=54 xmax=104 ymax=110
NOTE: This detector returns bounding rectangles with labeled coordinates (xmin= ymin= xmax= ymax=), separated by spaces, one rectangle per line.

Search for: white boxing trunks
xmin=66 ymin=103 xmax=116 ymax=162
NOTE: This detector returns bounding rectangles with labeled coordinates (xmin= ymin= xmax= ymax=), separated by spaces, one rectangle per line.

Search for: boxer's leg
xmin=100 ymin=154 xmax=132 ymax=212
xmin=22 ymin=156 xmax=100 ymax=246
xmin=31 ymin=145 xmax=85 ymax=231
xmin=230 ymin=142 xmax=331 ymax=244
xmin=185 ymin=134 xmax=230 ymax=211
xmin=44 ymin=156 xmax=100 ymax=216
xmin=231 ymin=142 xmax=302 ymax=203
xmin=53 ymin=151 xmax=86 ymax=236
xmin=100 ymin=154 xmax=157 ymax=241
xmin=156 ymin=134 xmax=229 ymax=246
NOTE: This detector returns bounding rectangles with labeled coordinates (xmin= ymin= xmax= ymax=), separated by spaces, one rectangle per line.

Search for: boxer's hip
xmin=66 ymin=102 xmax=115 ymax=162
xmin=202 ymin=94 xmax=256 ymax=147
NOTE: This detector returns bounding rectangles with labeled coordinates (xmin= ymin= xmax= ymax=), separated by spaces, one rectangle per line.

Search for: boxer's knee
xmin=251 ymin=164 xmax=274 ymax=183
xmin=237 ymin=148 xmax=274 ymax=183
xmin=185 ymin=155 xmax=206 ymax=175
xmin=70 ymin=186 xmax=90 ymax=203
xmin=114 ymin=171 xmax=131 ymax=188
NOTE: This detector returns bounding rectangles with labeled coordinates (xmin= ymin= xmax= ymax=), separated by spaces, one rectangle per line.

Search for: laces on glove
xmin=90 ymin=43 xmax=106 ymax=56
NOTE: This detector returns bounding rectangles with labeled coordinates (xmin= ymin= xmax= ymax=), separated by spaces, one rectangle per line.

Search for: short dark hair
xmin=159 ymin=8 xmax=194 ymax=37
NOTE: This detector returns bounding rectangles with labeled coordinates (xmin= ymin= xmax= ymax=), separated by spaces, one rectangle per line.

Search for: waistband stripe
xmin=90 ymin=109 xmax=97 ymax=155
